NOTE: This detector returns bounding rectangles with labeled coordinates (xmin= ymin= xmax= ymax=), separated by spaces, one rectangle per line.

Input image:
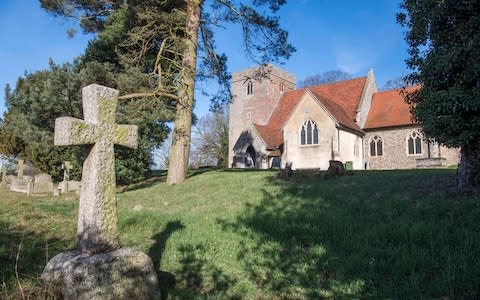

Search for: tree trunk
xmin=166 ymin=1 xmax=201 ymax=185
xmin=457 ymin=143 xmax=480 ymax=192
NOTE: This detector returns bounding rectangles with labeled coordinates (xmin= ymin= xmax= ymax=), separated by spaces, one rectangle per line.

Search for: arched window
xmin=300 ymin=120 xmax=319 ymax=145
xmin=279 ymin=82 xmax=284 ymax=92
xmin=407 ymin=131 xmax=422 ymax=155
xmin=246 ymin=81 xmax=253 ymax=95
xmin=370 ymin=136 xmax=383 ymax=156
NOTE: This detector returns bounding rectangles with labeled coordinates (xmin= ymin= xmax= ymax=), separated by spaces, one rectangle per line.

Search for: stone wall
xmin=283 ymin=93 xmax=334 ymax=169
xmin=228 ymin=65 xmax=296 ymax=167
xmin=364 ymin=126 xmax=460 ymax=169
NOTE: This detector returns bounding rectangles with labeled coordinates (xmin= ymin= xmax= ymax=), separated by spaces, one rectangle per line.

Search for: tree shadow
xmin=148 ymin=220 xmax=185 ymax=299
xmin=0 ymin=220 xmax=74 ymax=298
xmin=118 ymin=175 xmax=167 ymax=193
xmin=172 ymin=243 xmax=240 ymax=299
xmin=148 ymin=221 xmax=240 ymax=299
xmin=186 ymin=167 xmax=218 ymax=179
xmin=218 ymin=170 xmax=480 ymax=298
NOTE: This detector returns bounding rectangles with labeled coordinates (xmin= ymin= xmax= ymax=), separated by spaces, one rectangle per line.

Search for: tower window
xmin=246 ymin=81 xmax=253 ymax=95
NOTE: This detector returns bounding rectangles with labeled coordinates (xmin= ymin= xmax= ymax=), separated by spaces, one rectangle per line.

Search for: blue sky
xmin=0 ymin=0 xmax=409 ymax=118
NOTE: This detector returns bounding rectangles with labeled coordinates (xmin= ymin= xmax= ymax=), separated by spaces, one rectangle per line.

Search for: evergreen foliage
xmin=0 ymin=4 xmax=175 ymax=184
xmin=398 ymin=0 xmax=480 ymax=191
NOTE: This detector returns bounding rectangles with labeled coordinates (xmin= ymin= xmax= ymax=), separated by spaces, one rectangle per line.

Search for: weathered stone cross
xmin=55 ymin=84 xmax=137 ymax=253
xmin=17 ymin=159 xmax=24 ymax=179
xmin=62 ymin=161 xmax=72 ymax=182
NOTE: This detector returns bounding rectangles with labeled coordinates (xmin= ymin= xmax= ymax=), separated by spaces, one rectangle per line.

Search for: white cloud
xmin=335 ymin=50 xmax=369 ymax=74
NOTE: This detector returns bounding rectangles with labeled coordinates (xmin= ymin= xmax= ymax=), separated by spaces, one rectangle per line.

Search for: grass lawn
xmin=1 ymin=169 xmax=480 ymax=299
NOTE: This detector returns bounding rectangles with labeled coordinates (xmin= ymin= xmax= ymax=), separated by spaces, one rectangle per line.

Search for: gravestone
xmin=63 ymin=161 xmax=72 ymax=181
xmin=10 ymin=177 xmax=33 ymax=194
xmin=0 ymin=168 xmax=7 ymax=189
xmin=10 ymin=159 xmax=34 ymax=194
xmin=59 ymin=161 xmax=73 ymax=193
xmin=32 ymin=173 xmax=54 ymax=194
xmin=42 ymin=84 xmax=160 ymax=299
xmin=17 ymin=159 xmax=24 ymax=179
xmin=324 ymin=160 xmax=346 ymax=180
xmin=279 ymin=161 xmax=293 ymax=179
xmin=5 ymin=175 xmax=15 ymax=184
xmin=58 ymin=180 xmax=81 ymax=194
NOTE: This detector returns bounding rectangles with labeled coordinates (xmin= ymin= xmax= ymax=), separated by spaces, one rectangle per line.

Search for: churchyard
xmin=2 ymin=167 xmax=480 ymax=299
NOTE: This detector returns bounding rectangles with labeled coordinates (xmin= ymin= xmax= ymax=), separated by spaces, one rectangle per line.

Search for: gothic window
xmin=246 ymin=81 xmax=253 ymax=95
xmin=300 ymin=120 xmax=319 ymax=145
xmin=370 ymin=136 xmax=383 ymax=156
xmin=407 ymin=131 xmax=422 ymax=155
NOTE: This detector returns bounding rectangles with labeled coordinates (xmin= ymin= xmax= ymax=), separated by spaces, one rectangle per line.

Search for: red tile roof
xmin=253 ymin=77 xmax=367 ymax=148
xmin=253 ymin=124 xmax=283 ymax=149
xmin=364 ymin=86 xmax=418 ymax=129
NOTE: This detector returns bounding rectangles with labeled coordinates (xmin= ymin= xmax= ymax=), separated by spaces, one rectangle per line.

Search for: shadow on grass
xmin=148 ymin=220 xmax=240 ymax=299
xmin=0 ymin=220 xmax=74 ymax=298
xmin=118 ymin=175 xmax=167 ymax=193
xmin=148 ymin=220 xmax=185 ymax=299
xmin=172 ymin=243 xmax=240 ymax=299
xmin=219 ymin=170 xmax=480 ymax=299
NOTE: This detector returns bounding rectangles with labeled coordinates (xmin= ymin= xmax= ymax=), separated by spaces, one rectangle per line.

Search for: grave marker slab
xmin=32 ymin=173 xmax=54 ymax=194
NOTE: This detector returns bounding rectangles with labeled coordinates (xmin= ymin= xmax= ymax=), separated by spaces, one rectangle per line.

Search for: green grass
xmin=2 ymin=169 xmax=480 ymax=299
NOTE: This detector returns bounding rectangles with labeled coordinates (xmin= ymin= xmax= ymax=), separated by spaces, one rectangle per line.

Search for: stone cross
xmin=55 ymin=84 xmax=137 ymax=253
xmin=62 ymin=161 xmax=72 ymax=182
xmin=17 ymin=159 xmax=24 ymax=179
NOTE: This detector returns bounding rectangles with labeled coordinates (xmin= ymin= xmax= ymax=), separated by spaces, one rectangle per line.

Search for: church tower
xmin=228 ymin=65 xmax=296 ymax=167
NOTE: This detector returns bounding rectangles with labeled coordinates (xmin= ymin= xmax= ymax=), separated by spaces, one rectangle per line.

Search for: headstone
xmin=32 ymin=173 xmax=54 ymax=194
xmin=5 ymin=175 xmax=15 ymax=184
xmin=17 ymin=159 xmax=24 ymax=179
xmin=279 ymin=162 xmax=293 ymax=179
xmin=58 ymin=180 xmax=81 ymax=194
xmin=62 ymin=161 xmax=72 ymax=182
xmin=324 ymin=160 xmax=346 ymax=180
xmin=10 ymin=177 xmax=33 ymax=194
xmin=0 ymin=168 xmax=7 ymax=189
xmin=42 ymin=84 xmax=160 ymax=299
xmin=59 ymin=161 xmax=73 ymax=193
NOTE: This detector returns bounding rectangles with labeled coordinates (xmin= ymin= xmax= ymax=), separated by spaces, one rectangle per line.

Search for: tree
xmin=298 ymin=70 xmax=352 ymax=88
xmin=190 ymin=107 xmax=228 ymax=168
xmin=0 ymin=59 xmax=171 ymax=183
xmin=40 ymin=0 xmax=295 ymax=184
xmin=381 ymin=76 xmax=411 ymax=91
xmin=397 ymin=0 xmax=480 ymax=191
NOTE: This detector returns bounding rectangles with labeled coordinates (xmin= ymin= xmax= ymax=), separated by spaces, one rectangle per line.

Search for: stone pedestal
xmin=42 ymin=247 xmax=161 ymax=300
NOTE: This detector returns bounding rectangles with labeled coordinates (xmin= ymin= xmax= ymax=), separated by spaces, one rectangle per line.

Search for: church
xmin=228 ymin=65 xmax=459 ymax=170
